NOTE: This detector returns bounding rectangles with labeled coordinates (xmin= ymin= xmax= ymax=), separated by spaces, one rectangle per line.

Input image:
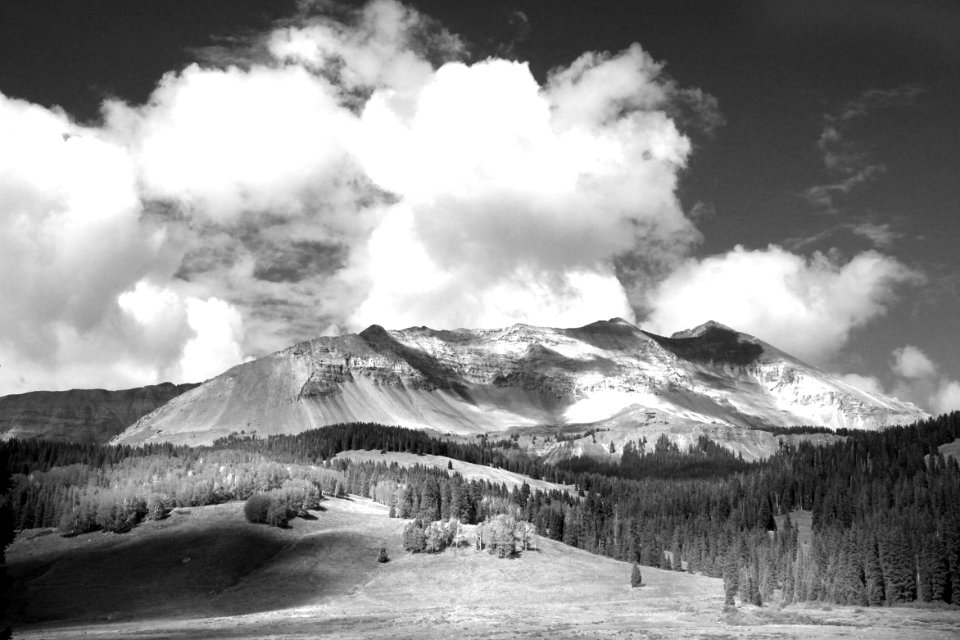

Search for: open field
xmin=7 ymin=497 xmax=960 ymax=639
xmin=940 ymin=437 xmax=960 ymax=463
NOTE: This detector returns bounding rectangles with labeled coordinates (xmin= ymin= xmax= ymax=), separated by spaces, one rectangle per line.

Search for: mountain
xmin=111 ymin=319 xmax=926 ymax=459
xmin=0 ymin=382 xmax=199 ymax=444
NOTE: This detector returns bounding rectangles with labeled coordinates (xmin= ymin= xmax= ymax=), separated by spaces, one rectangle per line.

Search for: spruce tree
xmin=862 ymin=535 xmax=885 ymax=606
xmin=722 ymin=546 xmax=740 ymax=606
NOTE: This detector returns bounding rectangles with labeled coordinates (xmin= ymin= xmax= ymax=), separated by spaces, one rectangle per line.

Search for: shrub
xmin=265 ymin=497 xmax=292 ymax=527
xmin=146 ymin=496 xmax=167 ymax=521
xmin=403 ymin=519 xmax=427 ymax=552
xmin=244 ymin=493 xmax=272 ymax=524
xmin=377 ymin=547 xmax=389 ymax=563
xmin=245 ymin=491 xmax=297 ymax=527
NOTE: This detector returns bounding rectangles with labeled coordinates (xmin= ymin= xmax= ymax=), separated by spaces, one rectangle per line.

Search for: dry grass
xmin=7 ymin=497 xmax=960 ymax=640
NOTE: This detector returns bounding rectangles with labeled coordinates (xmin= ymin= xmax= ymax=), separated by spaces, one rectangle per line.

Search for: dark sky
xmin=1 ymin=0 xmax=958 ymax=410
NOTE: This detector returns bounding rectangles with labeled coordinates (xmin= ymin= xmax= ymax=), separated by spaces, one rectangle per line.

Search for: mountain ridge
xmin=0 ymin=382 xmax=199 ymax=444
xmin=110 ymin=319 xmax=927 ymax=457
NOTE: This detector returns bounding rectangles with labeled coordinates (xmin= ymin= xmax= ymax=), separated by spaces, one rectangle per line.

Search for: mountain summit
xmin=112 ymin=319 xmax=927 ymax=458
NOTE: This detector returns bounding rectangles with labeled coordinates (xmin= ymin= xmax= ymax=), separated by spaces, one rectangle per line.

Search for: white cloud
xmin=643 ymin=245 xmax=921 ymax=364
xmin=887 ymin=344 xmax=960 ymax=414
xmin=180 ymin=297 xmax=247 ymax=382
xmin=933 ymin=381 xmax=960 ymax=414
xmin=838 ymin=373 xmax=885 ymax=396
xmin=104 ymin=64 xmax=360 ymax=223
xmin=839 ymin=344 xmax=960 ymax=415
xmin=348 ymin=45 xmax=698 ymax=330
xmin=0 ymin=94 xmax=187 ymax=394
xmin=267 ymin=0 xmax=461 ymax=93
xmin=0 ymin=0 xmax=704 ymax=392
xmin=891 ymin=345 xmax=937 ymax=379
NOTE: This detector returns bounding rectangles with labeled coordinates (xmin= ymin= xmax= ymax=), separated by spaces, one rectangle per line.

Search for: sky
xmin=0 ymin=0 xmax=958 ymax=413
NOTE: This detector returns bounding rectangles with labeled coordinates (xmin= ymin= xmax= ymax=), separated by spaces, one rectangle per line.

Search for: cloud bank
xmin=0 ymin=0 xmax=923 ymax=396
xmin=643 ymin=245 xmax=920 ymax=365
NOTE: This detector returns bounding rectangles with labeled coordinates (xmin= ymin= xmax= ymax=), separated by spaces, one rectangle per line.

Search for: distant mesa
xmin=0 ymin=382 xmax=199 ymax=444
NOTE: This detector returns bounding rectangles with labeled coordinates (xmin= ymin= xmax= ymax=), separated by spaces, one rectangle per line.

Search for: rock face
xmin=112 ymin=319 xmax=927 ymax=459
xmin=0 ymin=382 xmax=199 ymax=444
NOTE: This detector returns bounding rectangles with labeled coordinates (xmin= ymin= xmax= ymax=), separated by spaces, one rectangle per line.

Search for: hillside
xmin=111 ymin=319 xmax=926 ymax=460
xmin=333 ymin=449 xmax=576 ymax=494
xmin=0 ymin=382 xmax=198 ymax=444
xmin=8 ymin=496 xmax=959 ymax=640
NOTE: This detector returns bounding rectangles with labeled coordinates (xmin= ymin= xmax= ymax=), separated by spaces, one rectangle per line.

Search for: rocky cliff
xmin=0 ymin=382 xmax=199 ymax=444
xmin=111 ymin=319 xmax=927 ymax=459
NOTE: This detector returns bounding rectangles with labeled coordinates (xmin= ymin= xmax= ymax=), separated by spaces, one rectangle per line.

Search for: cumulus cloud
xmin=643 ymin=245 xmax=921 ymax=364
xmin=0 ymin=0 xmax=710 ymax=393
xmin=891 ymin=344 xmax=937 ymax=379
xmin=888 ymin=345 xmax=960 ymax=414
xmin=104 ymin=64 xmax=361 ymax=223
xmin=0 ymin=93 xmax=247 ymax=394
xmin=347 ymin=44 xmax=698 ymax=329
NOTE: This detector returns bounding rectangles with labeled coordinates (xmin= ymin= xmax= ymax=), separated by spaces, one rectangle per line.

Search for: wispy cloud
xmin=802 ymin=86 xmax=920 ymax=213
xmin=786 ymin=219 xmax=904 ymax=251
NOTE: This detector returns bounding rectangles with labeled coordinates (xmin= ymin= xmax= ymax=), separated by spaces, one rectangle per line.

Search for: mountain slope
xmin=0 ymin=382 xmax=199 ymax=444
xmin=112 ymin=319 xmax=926 ymax=456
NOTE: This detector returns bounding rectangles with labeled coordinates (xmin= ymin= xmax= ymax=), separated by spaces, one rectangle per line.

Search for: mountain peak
xmin=670 ymin=320 xmax=737 ymax=339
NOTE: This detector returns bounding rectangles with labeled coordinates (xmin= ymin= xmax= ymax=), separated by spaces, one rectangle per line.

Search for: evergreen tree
xmin=722 ymin=546 xmax=740 ymax=606
xmin=862 ymin=535 xmax=885 ymax=607
xmin=0 ymin=469 xmax=15 ymax=640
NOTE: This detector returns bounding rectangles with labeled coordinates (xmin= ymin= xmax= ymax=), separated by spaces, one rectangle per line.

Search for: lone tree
xmin=631 ymin=562 xmax=643 ymax=588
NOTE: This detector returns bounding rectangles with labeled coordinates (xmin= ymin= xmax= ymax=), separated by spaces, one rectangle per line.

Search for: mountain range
xmin=102 ymin=319 xmax=926 ymax=460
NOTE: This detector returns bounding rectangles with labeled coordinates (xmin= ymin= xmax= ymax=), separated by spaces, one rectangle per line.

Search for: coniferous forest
xmin=1 ymin=411 xmax=959 ymax=609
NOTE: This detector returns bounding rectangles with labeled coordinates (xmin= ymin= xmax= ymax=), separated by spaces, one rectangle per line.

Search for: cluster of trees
xmin=476 ymin=513 xmax=537 ymax=558
xmin=2 ymin=443 xmax=343 ymax=536
xmin=244 ymin=479 xmax=323 ymax=527
xmin=402 ymin=513 xmax=537 ymax=559
xmin=403 ymin=517 xmax=463 ymax=553
xmin=559 ymin=434 xmax=751 ymax=480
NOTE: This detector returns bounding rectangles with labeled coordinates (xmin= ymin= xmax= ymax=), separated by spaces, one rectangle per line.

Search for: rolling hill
xmin=8 ymin=489 xmax=958 ymax=640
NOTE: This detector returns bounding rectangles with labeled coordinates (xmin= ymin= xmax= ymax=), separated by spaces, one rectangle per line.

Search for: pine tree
xmin=862 ymin=535 xmax=885 ymax=606
xmin=722 ymin=545 xmax=740 ymax=606
xmin=746 ymin=572 xmax=763 ymax=607
xmin=881 ymin=531 xmax=916 ymax=604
